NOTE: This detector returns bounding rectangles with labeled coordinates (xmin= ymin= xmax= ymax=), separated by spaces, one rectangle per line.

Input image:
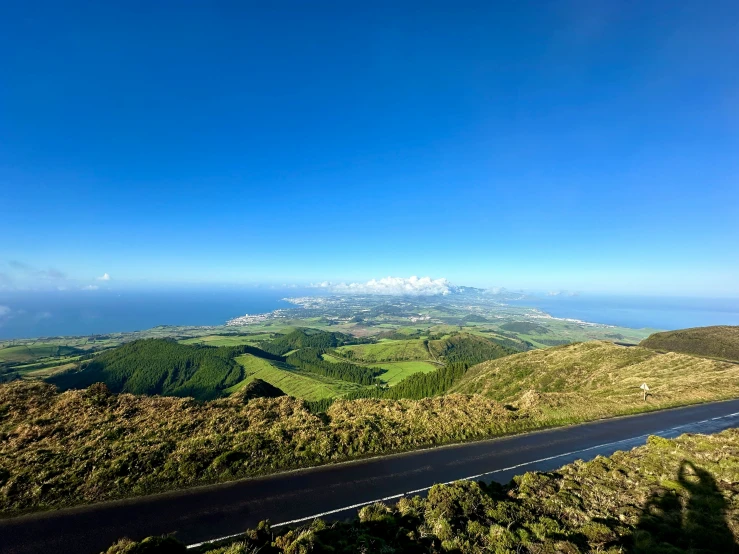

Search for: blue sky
xmin=1 ymin=1 xmax=738 ymax=295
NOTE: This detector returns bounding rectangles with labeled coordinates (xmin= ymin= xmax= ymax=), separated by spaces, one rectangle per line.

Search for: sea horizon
xmin=2 ymin=288 xmax=739 ymax=340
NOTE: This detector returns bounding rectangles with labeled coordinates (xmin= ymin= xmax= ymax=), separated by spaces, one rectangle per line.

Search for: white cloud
xmin=97 ymin=273 xmax=111 ymax=281
xmin=548 ymin=290 xmax=581 ymax=297
xmin=0 ymin=305 xmax=10 ymax=317
xmin=314 ymin=276 xmax=455 ymax=296
xmin=81 ymin=285 xmax=99 ymax=290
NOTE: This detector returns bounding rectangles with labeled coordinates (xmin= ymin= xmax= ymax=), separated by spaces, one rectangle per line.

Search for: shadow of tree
xmin=633 ymin=460 xmax=737 ymax=553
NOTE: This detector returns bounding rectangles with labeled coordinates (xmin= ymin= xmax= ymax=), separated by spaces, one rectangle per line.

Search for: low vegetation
xmin=450 ymin=341 xmax=739 ymax=421
xmin=336 ymin=338 xmax=431 ymax=363
xmin=227 ymin=354 xmax=365 ymax=401
xmin=0 ymin=380 xmax=524 ymax=515
xmin=336 ymin=333 xmax=515 ymax=366
xmin=641 ymin=325 xmax=739 ymax=362
xmin=367 ymin=360 xmax=438 ymax=386
xmin=108 ymin=428 xmax=739 ymax=553
xmin=499 ymin=321 xmax=550 ymax=334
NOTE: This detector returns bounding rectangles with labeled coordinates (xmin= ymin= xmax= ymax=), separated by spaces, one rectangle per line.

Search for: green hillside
xmin=451 ymin=341 xmax=739 ymax=420
xmin=259 ymin=328 xmax=365 ymax=356
xmin=0 ymin=344 xmax=85 ymax=364
xmin=226 ymin=354 xmax=364 ymax=401
xmin=336 ymin=338 xmax=430 ymax=362
xmin=640 ymin=325 xmax=739 ymax=362
xmin=428 ymin=332 xmax=517 ymax=364
xmin=48 ymin=339 xmax=280 ymax=400
xmin=5 ymin=335 xmax=739 ymax=516
xmin=337 ymin=332 xmax=515 ymax=366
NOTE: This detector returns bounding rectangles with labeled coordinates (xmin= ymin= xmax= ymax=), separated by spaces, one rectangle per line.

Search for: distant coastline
xmin=508 ymin=295 xmax=739 ymax=330
xmin=2 ymin=289 xmax=738 ymax=340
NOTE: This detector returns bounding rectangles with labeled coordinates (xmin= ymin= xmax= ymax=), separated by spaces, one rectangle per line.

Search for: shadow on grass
xmin=633 ymin=460 xmax=737 ymax=553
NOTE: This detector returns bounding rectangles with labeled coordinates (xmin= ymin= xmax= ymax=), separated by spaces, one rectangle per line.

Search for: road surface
xmin=3 ymin=399 xmax=739 ymax=554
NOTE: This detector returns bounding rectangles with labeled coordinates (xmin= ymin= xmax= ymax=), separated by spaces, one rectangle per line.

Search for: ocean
xmin=2 ymin=289 xmax=738 ymax=339
xmin=0 ymin=288 xmax=306 ymax=340
xmin=508 ymin=295 xmax=739 ymax=330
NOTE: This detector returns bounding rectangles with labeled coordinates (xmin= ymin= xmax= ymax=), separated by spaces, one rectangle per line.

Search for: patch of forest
xmin=258 ymin=328 xmax=370 ymax=356
xmin=48 ymin=339 xmax=281 ymax=400
xmin=286 ymin=347 xmax=384 ymax=385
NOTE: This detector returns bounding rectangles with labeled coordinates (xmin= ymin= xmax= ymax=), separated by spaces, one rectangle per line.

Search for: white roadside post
xmin=640 ymin=382 xmax=650 ymax=401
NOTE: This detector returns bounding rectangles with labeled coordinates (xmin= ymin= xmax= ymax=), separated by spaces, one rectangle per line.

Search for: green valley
xmin=3 ymin=324 xmax=739 ymax=517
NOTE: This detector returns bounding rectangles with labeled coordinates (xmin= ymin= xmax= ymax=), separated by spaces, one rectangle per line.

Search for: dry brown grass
xmin=451 ymin=341 xmax=739 ymax=421
xmin=0 ymin=381 xmax=524 ymax=515
xmin=110 ymin=429 xmax=739 ymax=553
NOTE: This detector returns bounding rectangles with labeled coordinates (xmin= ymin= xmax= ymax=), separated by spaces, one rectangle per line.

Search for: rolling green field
xmin=450 ymin=341 xmax=739 ymax=424
xmin=0 ymin=344 xmax=81 ymax=363
xmin=323 ymin=352 xmax=439 ymax=386
xmin=368 ymin=360 xmax=438 ymax=386
xmin=336 ymin=339 xmax=431 ymax=363
xmin=226 ymin=354 xmax=364 ymax=400
xmin=179 ymin=334 xmax=275 ymax=347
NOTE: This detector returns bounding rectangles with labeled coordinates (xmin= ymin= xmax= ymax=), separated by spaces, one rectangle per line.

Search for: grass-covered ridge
xmin=640 ymin=325 xmax=739 ymax=362
xmin=0 ymin=380 xmax=524 ymax=515
xmin=108 ymin=428 xmax=739 ymax=554
xmin=450 ymin=341 xmax=739 ymax=420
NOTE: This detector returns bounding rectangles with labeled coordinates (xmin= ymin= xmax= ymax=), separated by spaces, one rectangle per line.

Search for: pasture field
xmin=0 ymin=344 xmax=82 ymax=363
xmin=178 ymin=334 xmax=275 ymax=347
xmin=21 ymin=362 xmax=79 ymax=378
xmin=369 ymin=360 xmax=439 ymax=386
xmin=226 ymin=354 xmax=364 ymax=400
xmin=323 ymin=353 xmax=438 ymax=386
xmin=335 ymin=339 xmax=430 ymax=363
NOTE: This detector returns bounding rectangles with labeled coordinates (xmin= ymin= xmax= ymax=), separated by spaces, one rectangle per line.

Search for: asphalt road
xmin=3 ymin=399 xmax=739 ymax=554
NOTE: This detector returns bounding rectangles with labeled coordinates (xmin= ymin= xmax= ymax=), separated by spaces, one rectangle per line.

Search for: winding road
xmin=3 ymin=399 xmax=739 ymax=554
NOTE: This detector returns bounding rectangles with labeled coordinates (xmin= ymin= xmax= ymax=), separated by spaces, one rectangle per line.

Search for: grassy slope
xmin=336 ymin=339 xmax=430 ymax=362
xmin=641 ymin=325 xmax=739 ymax=362
xmin=0 ymin=344 xmax=82 ymax=363
xmin=0 ymin=381 xmax=525 ymax=515
xmin=110 ymin=429 xmax=739 ymax=554
xmin=451 ymin=341 xmax=739 ymax=422
xmin=179 ymin=334 xmax=275 ymax=347
xmin=226 ymin=354 xmax=362 ymax=400
xmin=323 ymin=352 xmax=438 ymax=386
xmin=368 ymin=361 xmax=439 ymax=386
xmin=336 ymin=333 xmax=514 ymax=366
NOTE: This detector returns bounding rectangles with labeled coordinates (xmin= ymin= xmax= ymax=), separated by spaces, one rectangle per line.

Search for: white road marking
xmin=186 ymin=411 xmax=739 ymax=549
